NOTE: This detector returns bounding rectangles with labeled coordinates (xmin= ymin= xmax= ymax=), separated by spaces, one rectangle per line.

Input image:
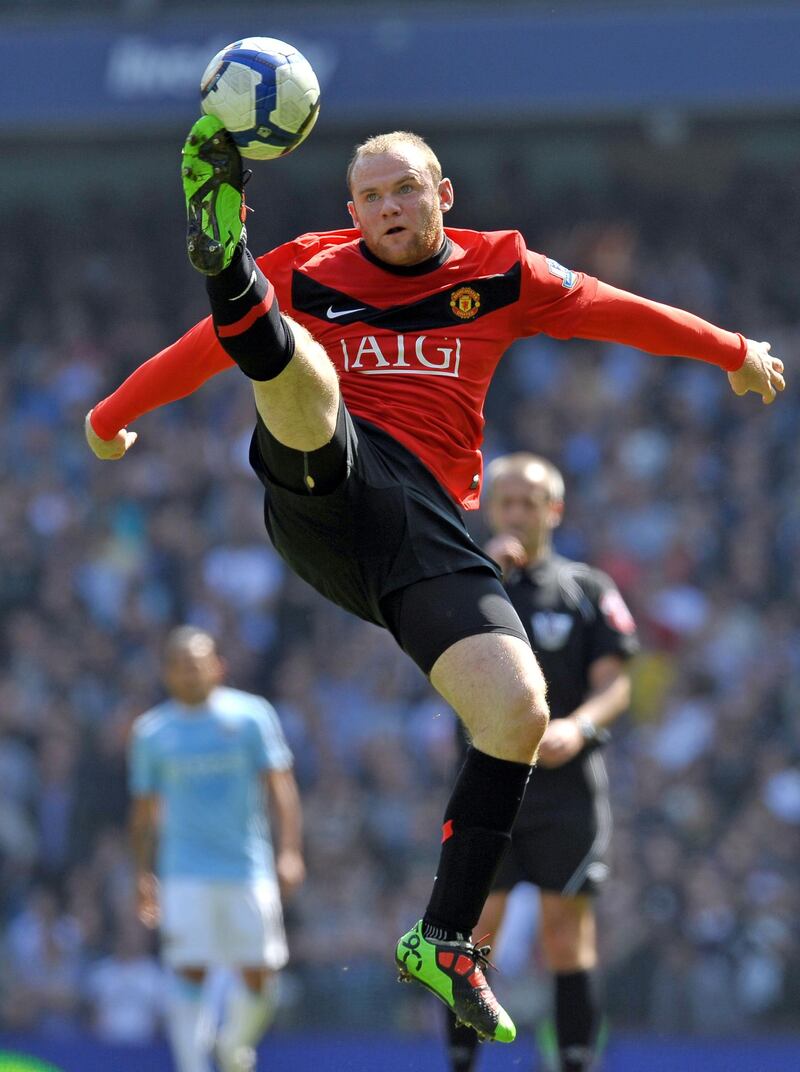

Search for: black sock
xmin=206 ymin=244 xmax=295 ymax=380
xmin=423 ymin=747 xmax=531 ymax=938
xmin=555 ymin=970 xmax=599 ymax=1072
xmin=444 ymin=1008 xmax=480 ymax=1072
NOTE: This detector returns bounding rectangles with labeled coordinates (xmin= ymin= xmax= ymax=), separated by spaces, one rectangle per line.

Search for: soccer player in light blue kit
xmin=129 ymin=626 xmax=304 ymax=1072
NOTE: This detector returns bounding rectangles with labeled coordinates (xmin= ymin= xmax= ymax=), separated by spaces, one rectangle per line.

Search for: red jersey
xmin=91 ymin=227 xmax=746 ymax=509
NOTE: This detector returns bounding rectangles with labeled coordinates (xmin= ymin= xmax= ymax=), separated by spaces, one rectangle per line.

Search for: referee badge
xmin=450 ymin=286 xmax=481 ymax=320
xmin=531 ymin=611 xmax=573 ymax=651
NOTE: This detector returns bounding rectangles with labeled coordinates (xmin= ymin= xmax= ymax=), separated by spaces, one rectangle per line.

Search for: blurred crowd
xmin=0 ymin=136 xmax=798 ymax=1045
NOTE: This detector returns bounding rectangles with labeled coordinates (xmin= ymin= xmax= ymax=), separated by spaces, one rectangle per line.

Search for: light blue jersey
xmin=129 ymin=686 xmax=293 ymax=881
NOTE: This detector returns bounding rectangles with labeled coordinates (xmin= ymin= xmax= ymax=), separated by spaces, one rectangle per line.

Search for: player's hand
xmin=136 ymin=872 xmax=160 ymax=929
xmin=727 ymin=340 xmax=785 ymax=405
xmin=536 ymin=719 xmax=585 ymax=769
xmin=485 ymin=534 xmax=528 ymax=577
xmin=276 ymin=848 xmax=306 ymax=899
xmin=84 ymin=409 xmax=138 ymax=459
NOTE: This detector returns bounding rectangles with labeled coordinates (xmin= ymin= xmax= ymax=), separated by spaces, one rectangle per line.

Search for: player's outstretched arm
xmin=575 ymin=281 xmax=786 ymax=400
xmin=728 ymin=339 xmax=785 ymax=405
xmin=84 ymin=316 xmax=235 ymax=459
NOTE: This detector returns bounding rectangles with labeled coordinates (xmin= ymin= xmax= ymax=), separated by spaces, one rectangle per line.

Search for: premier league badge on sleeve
xmin=599 ymin=589 xmax=636 ymax=634
xmin=546 ymin=258 xmax=577 ymax=289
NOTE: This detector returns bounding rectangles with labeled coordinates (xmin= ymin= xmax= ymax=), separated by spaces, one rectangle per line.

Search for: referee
xmin=446 ymin=453 xmax=639 ymax=1072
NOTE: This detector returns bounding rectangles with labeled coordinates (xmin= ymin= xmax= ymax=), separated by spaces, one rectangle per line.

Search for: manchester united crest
xmin=450 ymin=286 xmax=481 ymax=320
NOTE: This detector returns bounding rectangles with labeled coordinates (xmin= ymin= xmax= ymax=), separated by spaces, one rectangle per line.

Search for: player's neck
xmin=358 ymin=235 xmax=452 ymax=276
xmin=172 ymin=691 xmax=215 ymax=710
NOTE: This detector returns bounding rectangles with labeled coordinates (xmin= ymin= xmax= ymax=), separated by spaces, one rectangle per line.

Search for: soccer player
xmin=445 ymin=453 xmax=638 ymax=1072
xmin=129 ymin=626 xmax=304 ymax=1072
xmin=87 ymin=119 xmax=784 ymax=1043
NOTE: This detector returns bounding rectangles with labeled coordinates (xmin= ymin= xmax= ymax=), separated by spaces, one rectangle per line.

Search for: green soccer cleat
xmin=182 ymin=114 xmax=246 ymax=276
xmin=395 ymin=920 xmax=516 ymax=1043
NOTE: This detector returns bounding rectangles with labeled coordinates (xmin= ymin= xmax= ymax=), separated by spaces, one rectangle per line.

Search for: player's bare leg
xmin=540 ymin=892 xmax=596 ymax=973
xmin=540 ymin=892 xmax=601 ymax=1072
xmin=216 ymin=966 xmax=278 ymax=1072
xmin=396 ymin=633 xmax=548 ymax=1043
xmin=168 ymin=966 xmax=213 ymax=1072
xmin=250 ymin=318 xmax=340 ymax=451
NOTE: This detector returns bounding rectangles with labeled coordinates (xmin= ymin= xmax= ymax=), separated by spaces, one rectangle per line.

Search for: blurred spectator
xmin=1 ymin=886 xmax=84 ymax=1036
xmin=84 ymin=918 xmax=166 ymax=1043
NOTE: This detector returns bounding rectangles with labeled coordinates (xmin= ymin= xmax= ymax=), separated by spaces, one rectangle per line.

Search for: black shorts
xmin=494 ymin=751 xmax=612 ymax=897
xmin=249 ymin=404 xmax=529 ymax=674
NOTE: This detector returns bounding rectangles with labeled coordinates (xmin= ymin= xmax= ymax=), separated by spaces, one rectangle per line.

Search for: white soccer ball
xmin=200 ymin=37 xmax=320 ymax=161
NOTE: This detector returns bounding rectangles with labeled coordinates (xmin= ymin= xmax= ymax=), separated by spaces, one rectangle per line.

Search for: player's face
xmin=163 ymin=639 xmax=224 ymax=706
xmin=488 ymin=472 xmax=563 ymax=552
xmin=347 ymin=148 xmax=454 ymax=266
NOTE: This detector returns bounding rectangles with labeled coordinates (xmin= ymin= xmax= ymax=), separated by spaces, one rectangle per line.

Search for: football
xmin=200 ymin=37 xmax=320 ymax=160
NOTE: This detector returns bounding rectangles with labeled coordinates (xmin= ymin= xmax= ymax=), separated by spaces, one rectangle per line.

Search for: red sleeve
xmin=90 ymin=316 xmax=235 ymax=440
xmin=575 ymin=280 xmax=747 ymax=372
xmin=518 ymin=247 xmax=599 ymax=339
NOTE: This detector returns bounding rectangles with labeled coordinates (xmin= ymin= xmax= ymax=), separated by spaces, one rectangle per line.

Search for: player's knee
xmin=242 ymin=967 xmax=273 ymax=993
xmin=542 ymin=905 xmax=596 ymax=971
xmin=544 ymin=929 xmax=596 ymax=973
xmin=501 ymin=673 xmax=549 ymax=756
xmin=546 ymin=946 xmax=586 ymax=973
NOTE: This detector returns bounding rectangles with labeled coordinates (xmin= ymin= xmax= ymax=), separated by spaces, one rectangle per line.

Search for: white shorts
xmin=160 ymin=878 xmax=288 ymax=970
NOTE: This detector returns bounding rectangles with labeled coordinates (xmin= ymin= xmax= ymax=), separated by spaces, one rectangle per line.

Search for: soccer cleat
xmin=182 ymin=114 xmax=247 ymax=275
xmin=215 ymin=1042 xmax=256 ymax=1072
xmin=395 ymin=921 xmax=515 ymax=1043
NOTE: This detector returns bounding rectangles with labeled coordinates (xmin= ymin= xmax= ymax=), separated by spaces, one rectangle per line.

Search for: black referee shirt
xmin=502 ymin=552 xmax=639 ymax=816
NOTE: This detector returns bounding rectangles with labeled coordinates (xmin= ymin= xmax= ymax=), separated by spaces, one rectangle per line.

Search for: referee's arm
xmin=571 ymin=654 xmax=631 ymax=739
xmin=537 ymin=656 xmax=630 ymax=769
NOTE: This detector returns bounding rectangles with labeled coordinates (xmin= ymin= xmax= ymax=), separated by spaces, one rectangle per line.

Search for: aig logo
xmin=339 ymin=335 xmax=462 ymax=377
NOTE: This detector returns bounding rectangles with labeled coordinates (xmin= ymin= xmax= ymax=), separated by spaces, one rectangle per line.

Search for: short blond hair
xmin=484 ymin=453 xmax=565 ymax=503
xmin=346 ymin=131 xmax=443 ymax=191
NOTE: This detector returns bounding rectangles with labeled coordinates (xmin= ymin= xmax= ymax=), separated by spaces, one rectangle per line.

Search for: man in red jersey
xmin=85 ymin=116 xmax=784 ymax=1043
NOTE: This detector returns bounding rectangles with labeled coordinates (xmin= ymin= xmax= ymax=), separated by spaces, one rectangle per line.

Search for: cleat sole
xmin=182 ymin=116 xmax=244 ymax=275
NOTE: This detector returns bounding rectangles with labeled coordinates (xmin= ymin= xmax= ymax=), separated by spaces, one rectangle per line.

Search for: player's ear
xmin=548 ymin=499 xmax=565 ymax=531
xmin=347 ymin=200 xmax=360 ymax=229
xmin=439 ymin=178 xmax=454 ymax=215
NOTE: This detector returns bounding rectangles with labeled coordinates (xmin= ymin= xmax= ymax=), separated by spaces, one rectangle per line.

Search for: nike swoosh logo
xmin=326 ymin=304 xmax=367 ymax=319
xmin=229 ymin=270 xmax=257 ymax=302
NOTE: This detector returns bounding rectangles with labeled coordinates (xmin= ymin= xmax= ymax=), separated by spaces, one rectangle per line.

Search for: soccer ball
xmin=200 ymin=37 xmax=320 ymax=161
